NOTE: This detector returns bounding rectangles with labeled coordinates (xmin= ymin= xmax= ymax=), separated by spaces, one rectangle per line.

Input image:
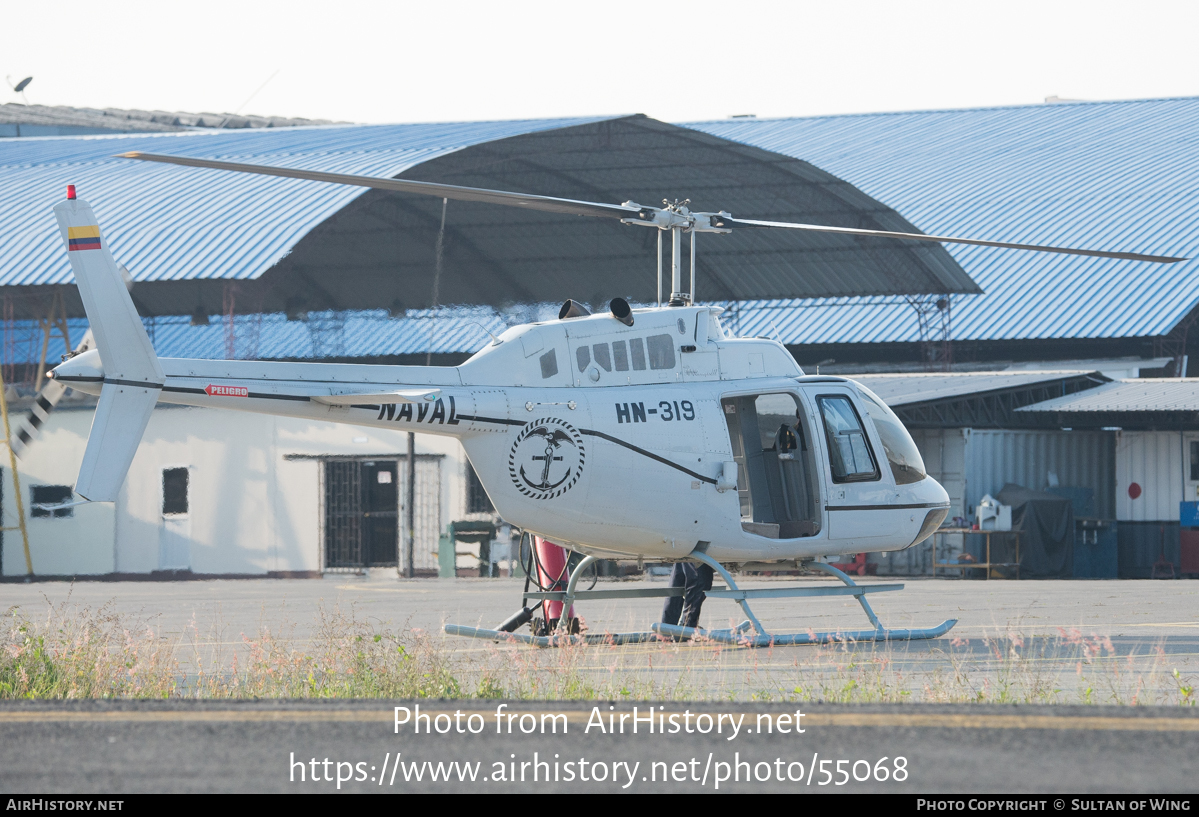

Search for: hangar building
xmin=1 ymin=97 xmax=1196 ymax=579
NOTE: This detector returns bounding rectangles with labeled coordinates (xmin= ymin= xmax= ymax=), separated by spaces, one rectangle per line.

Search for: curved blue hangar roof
xmin=0 ymin=116 xmax=603 ymax=289
xmin=2 ymin=97 xmax=1197 ymax=352
xmin=689 ymin=96 xmax=1199 ymax=344
xmin=0 ymin=114 xmax=978 ymax=321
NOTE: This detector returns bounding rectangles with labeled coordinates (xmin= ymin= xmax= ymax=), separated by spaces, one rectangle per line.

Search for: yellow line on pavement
xmin=1 ymin=709 xmax=1198 ymax=732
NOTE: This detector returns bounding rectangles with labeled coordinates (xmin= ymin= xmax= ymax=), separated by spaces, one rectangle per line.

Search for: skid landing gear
xmin=444 ymin=552 xmax=957 ymax=648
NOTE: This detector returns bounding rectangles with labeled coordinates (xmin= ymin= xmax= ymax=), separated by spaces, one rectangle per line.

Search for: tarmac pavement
xmin=2 ymin=700 xmax=1198 ymax=793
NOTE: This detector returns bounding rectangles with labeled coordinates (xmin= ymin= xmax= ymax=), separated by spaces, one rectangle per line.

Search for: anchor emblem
xmin=508 ymin=419 xmax=585 ymax=500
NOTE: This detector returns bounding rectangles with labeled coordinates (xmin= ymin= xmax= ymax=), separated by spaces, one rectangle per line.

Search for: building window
xmin=31 ymin=485 xmax=73 ymax=518
xmin=1192 ymin=441 xmax=1199 ymax=482
xmin=163 ymin=468 xmax=189 ymax=515
xmin=647 ymin=334 xmax=675 ymax=370
xmin=466 ymin=463 xmax=493 ymax=514
xmin=539 ymin=349 xmax=558 ymax=379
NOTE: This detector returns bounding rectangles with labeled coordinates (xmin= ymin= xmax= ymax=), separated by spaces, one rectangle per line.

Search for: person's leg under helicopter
xmin=661 ymin=561 xmax=715 ymax=634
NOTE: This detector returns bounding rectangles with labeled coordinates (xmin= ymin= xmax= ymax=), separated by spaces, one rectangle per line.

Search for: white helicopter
xmin=48 ymin=153 xmax=1182 ymax=647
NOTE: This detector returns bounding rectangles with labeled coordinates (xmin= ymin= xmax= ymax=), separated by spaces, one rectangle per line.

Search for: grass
xmin=3 ymin=600 xmax=1196 ymax=705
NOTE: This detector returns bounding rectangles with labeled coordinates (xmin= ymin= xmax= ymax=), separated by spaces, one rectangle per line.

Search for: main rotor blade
xmin=117 ymin=152 xmax=649 ymax=221
xmin=721 ymin=216 xmax=1187 ymax=264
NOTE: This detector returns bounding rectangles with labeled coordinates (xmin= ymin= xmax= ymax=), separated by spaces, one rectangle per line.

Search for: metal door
xmin=362 ymin=461 xmax=399 ymax=567
xmin=1186 ymin=435 xmax=1199 ymax=504
xmin=398 ymin=457 xmax=442 ymax=573
xmin=720 ymin=391 xmax=821 ymax=539
xmin=159 ymin=467 xmax=191 ymax=571
xmin=801 ymin=385 xmax=900 ymax=546
xmin=324 ymin=461 xmax=363 ymax=568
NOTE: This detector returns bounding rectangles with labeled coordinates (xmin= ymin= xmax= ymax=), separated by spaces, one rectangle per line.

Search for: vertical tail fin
xmin=53 ymin=192 xmax=162 ymax=501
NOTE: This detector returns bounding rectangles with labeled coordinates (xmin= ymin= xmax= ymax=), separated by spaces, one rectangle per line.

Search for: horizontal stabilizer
xmin=74 ymin=376 xmax=159 ymax=502
xmin=313 ymin=388 xmax=441 ymax=406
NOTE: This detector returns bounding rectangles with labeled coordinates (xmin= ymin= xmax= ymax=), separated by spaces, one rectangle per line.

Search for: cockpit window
xmin=817 ymin=395 xmax=880 ymax=483
xmin=857 ymin=387 xmax=927 ymax=485
xmin=539 ymin=349 xmax=558 ymax=379
xmin=592 ymin=343 xmax=612 ymax=372
xmin=709 ymin=313 xmax=727 ymax=340
xmin=647 ymin=334 xmax=675 ymax=370
xmin=576 ymin=346 xmax=590 ymax=372
xmin=612 ymin=340 xmax=629 ymax=371
xmin=629 ymin=338 xmax=647 ymax=370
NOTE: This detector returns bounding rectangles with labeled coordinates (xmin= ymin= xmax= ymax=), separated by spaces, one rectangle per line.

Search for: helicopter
xmin=47 ymin=152 xmax=1183 ymax=647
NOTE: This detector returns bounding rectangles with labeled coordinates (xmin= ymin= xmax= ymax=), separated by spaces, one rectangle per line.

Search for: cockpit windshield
xmin=855 ymin=386 xmax=927 ymax=485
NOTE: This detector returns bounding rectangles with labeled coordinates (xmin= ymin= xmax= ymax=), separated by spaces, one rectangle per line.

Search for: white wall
xmin=1115 ymin=431 xmax=1187 ymax=522
xmin=1 ymin=408 xmax=115 ymax=576
xmin=2 ymin=402 xmax=472 ymax=577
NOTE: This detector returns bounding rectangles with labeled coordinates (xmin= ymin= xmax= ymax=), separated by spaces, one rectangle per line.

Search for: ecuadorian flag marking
xmin=68 ymin=225 xmax=101 ymax=251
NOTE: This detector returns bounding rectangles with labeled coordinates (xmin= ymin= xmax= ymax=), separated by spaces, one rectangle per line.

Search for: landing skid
xmin=445 ymin=553 xmax=957 ymax=649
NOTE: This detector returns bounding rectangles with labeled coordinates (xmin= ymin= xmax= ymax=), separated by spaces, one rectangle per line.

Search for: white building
xmin=1 ymin=396 xmax=487 ymax=578
xmin=1017 ymin=379 xmax=1199 ymax=577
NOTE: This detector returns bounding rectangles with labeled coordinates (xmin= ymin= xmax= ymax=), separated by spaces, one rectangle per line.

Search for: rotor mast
xmin=636 ymin=199 xmax=726 ymax=307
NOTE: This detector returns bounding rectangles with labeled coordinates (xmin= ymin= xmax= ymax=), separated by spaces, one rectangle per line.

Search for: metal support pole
xmin=555 ymin=554 xmax=598 ymax=634
xmin=670 ymin=226 xmax=682 ymax=302
xmin=0 ymin=367 xmax=32 ymax=576
xmin=405 ymin=432 xmax=415 ymax=578
xmin=689 ymin=230 xmax=696 ymax=303
xmin=656 ymin=230 xmax=662 ymax=307
xmin=686 ymin=550 xmax=766 ymax=635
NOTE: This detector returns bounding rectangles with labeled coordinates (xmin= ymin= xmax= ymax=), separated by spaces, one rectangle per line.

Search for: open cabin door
xmin=721 ymin=392 xmax=821 ymax=539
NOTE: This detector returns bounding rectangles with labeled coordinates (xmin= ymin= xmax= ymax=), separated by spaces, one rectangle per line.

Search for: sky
xmin=2 ymin=0 xmax=1197 ymax=124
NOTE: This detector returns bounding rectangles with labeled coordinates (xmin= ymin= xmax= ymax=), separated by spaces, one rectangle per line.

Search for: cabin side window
xmin=612 ymin=340 xmax=629 ymax=371
xmin=647 ymin=334 xmax=675 ymax=370
xmin=592 ymin=343 xmax=612 ymax=371
xmin=539 ymin=349 xmax=558 ymax=379
xmin=575 ymin=346 xmax=590 ymax=372
xmin=817 ymin=395 xmax=880 ymax=483
xmin=629 ymin=338 xmax=647 ymax=370
xmin=857 ymin=388 xmax=926 ymax=485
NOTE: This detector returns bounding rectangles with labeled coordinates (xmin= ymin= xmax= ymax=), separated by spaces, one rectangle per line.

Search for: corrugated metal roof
xmin=2 ymin=115 xmax=980 ymax=317
xmin=0 ymin=103 xmax=339 ymax=134
xmin=5 ymin=309 xmax=508 ymax=365
xmin=151 ymin=309 xmax=509 ymax=360
xmin=0 ymin=117 xmax=609 ymax=288
xmin=851 ymin=371 xmax=1100 ymax=407
xmin=687 ymin=97 xmax=1199 ymax=342
xmin=1017 ymin=378 xmax=1199 ymax=412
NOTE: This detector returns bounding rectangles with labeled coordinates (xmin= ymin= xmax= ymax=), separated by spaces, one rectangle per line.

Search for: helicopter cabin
xmin=467 ymin=305 xmax=800 ymax=388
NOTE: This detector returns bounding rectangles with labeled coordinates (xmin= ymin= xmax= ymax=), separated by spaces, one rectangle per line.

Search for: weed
xmin=2 ymin=602 xmax=1194 ymax=704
